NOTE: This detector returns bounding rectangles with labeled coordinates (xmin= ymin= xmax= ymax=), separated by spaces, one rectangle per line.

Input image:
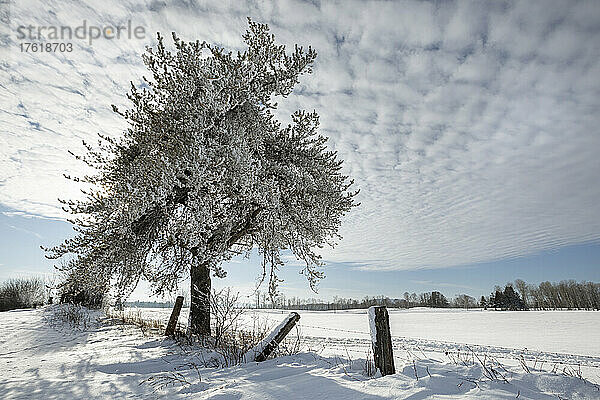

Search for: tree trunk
xmin=189 ymin=260 xmax=211 ymax=336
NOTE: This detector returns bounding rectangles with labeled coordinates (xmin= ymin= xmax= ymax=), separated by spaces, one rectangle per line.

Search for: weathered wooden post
xmin=247 ymin=312 xmax=300 ymax=362
xmin=368 ymin=306 xmax=395 ymax=376
xmin=165 ymin=296 xmax=185 ymax=336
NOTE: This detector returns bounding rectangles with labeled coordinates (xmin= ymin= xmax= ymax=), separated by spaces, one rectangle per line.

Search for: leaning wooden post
xmin=368 ymin=306 xmax=395 ymax=376
xmin=165 ymin=296 xmax=185 ymax=336
xmin=248 ymin=312 xmax=300 ymax=362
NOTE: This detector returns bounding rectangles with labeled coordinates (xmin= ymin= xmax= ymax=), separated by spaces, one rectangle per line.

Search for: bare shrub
xmin=57 ymin=266 xmax=106 ymax=309
xmin=270 ymin=323 xmax=302 ymax=358
xmin=202 ymin=289 xmax=264 ymax=366
xmin=170 ymin=289 xmax=303 ymax=368
xmin=0 ymin=277 xmax=46 ymax=311
xmin=105 ymin=307 xmax=165 ymax=335
xmin=363 ymin=348 xmax=376 ymax=377
xmin=140 ymin=371 xmax=194 ymax=393
xmin=444 ymin=347 xmax=512 ymax=384
xmin=211 ymin=288 xmax=246 ymax=348
xmin=45 ymin=303 xmax=99 ymax=331
xmin=211 ymin=290 xmax=302 ymax=365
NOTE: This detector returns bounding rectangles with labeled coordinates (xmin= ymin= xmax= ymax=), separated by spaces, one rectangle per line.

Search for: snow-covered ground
xmin=133 ymin=306 xmax=600 ymax=386
xmin=1 ymin=306 xmax=599 ymax=399
xmin=133 ymin=307 xmax=600 ymax=353
xmin=244 ymin=308 xmax=600 ymax=356
xmin=134 ymin=307 xmax=600 ymax=358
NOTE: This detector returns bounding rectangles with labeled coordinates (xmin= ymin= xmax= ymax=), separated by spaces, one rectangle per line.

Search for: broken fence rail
xmin=246 ymin=312 xmax=301 ymax=362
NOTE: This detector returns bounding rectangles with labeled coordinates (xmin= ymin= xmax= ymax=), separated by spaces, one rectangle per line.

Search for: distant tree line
xmin=123 ymin=300 xmax=175 ymax=308
xmin=505 ymin=279 xmax=598 ymax=310
xmin=479 ymin=280 xmax=600 ymax=311
xmin=250 ymin=279 xmax=599 ymax=311
xmin=252 ymin=290 xmax=462 ymax=311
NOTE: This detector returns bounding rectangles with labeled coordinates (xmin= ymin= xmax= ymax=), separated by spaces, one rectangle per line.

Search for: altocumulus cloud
xmin=1 ymin=0 xmax=599 ymax=271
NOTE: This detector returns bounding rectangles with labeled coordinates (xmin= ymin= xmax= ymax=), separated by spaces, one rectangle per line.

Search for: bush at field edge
xmin=0 ymin=277 xmax=46 ymax=311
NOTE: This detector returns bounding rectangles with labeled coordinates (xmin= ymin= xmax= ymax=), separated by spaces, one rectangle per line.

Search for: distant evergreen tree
xmin=503 ymin=285 xmax=527 ymax=310
xmin=490 ymin=289 xmax=504 ymax=310
xmin=480 ymin=296 xmax=487 ymax=310
xmin=486 ymin=285 xmax=527 ymax=311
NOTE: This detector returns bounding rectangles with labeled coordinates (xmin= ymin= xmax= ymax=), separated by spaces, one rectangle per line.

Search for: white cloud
xmin=1 ymin=0 xmax=599 ymax=271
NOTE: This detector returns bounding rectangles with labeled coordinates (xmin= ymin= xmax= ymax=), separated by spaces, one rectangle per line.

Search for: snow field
xmin=129 ymin=306 xmax=600 ymax=386
xmin=1 ymin=307 xmax=599 ymax=399
xmin=131 ymin=307 xmax=600 ymax=357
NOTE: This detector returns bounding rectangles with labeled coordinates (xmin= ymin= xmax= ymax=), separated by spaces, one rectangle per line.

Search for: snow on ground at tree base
xmin=1 ymin=307 xmax=599 ymax=400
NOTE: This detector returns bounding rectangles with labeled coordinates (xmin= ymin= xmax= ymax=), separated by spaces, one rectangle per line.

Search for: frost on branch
xmin=44 ymin=19 xmax=358 ymax=326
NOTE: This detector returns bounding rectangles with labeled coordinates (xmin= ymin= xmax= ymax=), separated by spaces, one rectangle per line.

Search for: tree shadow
xmin=0 ymin=352 xmax=174 ymax=399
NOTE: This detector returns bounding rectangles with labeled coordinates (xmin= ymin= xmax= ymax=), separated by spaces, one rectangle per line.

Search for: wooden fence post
xmin=165 ymin=296 xmax=185 ymax=336
xmin=368 ymin=306 xmax=395 ymax=376
xmin=250 ymin=312 xmax=300 ymax=362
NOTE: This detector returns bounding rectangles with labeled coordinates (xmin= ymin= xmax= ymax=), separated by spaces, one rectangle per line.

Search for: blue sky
xmin=1 ymin=1 xmax=599 ymax=301
xmin=1 ymin=204 xmax=598 ymax=301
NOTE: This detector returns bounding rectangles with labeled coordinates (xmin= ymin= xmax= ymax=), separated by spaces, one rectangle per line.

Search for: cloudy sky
xmin=1 ymin=0 xmax=599 ymax=300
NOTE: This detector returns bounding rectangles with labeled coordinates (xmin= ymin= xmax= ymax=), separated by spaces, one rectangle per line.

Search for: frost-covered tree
xmin=44 ymin=19 xmax=358 ymax=335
